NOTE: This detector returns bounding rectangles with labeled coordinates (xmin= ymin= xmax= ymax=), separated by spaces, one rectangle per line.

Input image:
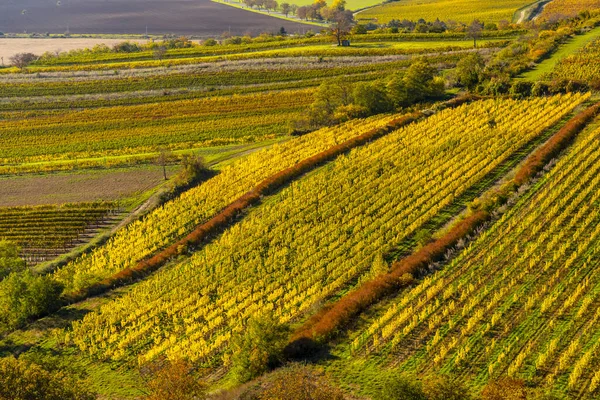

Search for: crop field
xmin=0 ymin=40 xmax=499 ymax=174
xmin=221 ymin=0 xmax=382 ymax=11
xmin=0 ymin=202 xmax=119 ymax=266
xmin=0 ymin=0 xmax=313 ymax=36
xmin=541 ymin=0 xmax=600 ymax=19
xmin=356 ymin=0 xmax=532 ymax=24
xmin=51 ymin=115 xmax=399 ymax=294
xmin=61 ymin=95 xmax=587 ymax=366
xmin=3 ymin=10 xmax=600 ymax=399
xmin=346 ymin=120 xmax=600 ymax=398
xmin=521 ymin=27 xmax=600 ymax=82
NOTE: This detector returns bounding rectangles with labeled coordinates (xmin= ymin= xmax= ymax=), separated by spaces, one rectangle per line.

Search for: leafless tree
xmin=156 ymin=148 xmax=175 ymax=180
xmin=467 ymin=19 xmax=483 ymax=48
xmin=9 ymin=53 xmax=37 ymax=69
xmin=153 ymin=46 xmax=167 ymax=61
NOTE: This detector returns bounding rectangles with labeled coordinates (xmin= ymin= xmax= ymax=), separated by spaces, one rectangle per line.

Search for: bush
xmin=510 ymin=81 xmax=533 ymax=98
xmin=0 ymin=357 xmax=95 ymax=400
xmin=0 ymin=270 xmax=63 ymax=332
xmin=531 ymin=81 xmax=550 ymax=96
xmin=203 ymin=38 xmax=218 ymax=46
xmin=230 ymin=314 xmax=289 ymax=383
xmin=142 ymin=359 xmax=206 ymax=400
xmin=258 ymin=364 xmax=345 ymax=400
xmin=353 ymin=81 xmax=393 ymax=114
xmin=423 ymin=375 xmax=472 ymax=400
xmin=0 ymin=241 xmax=26 ymax=281
xmin=481 ymin=377 xmax=527 ymax=400
xmin=376 ymin=375 xmax=426 ymax=400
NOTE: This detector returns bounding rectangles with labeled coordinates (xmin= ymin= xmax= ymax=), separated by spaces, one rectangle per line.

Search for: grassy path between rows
xmin=521 ymin=26 xmax=600 ymax=81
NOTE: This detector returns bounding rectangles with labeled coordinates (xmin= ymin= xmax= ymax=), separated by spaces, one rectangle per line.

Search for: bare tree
xmin=156 ymin=148 xmax=175 ymax=180
xmin=467 ymin=19 xmax=483 ymax=48
xmin=330 ymin=10 xmax=354 ymax=46
xmin=153 ymin=46 xmax=167 ymax=61
xmin=9 ymin=53 xmax=37 ymax=69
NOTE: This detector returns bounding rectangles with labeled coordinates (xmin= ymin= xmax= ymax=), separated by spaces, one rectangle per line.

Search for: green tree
xmin=403 ymin=59 xmax=441 ymax=100
xmin=0 ymin=240 xmax=26 ymax=281
xmin=0 ymin=270 xmax=63 ymax=332
xmin=0 ymin=356 xmax=95 ymax=400
xmin=454 ymin=53 xmax=485 ymax=91
xmin=280 ymin=2 xmax=291 ymax=16
xmin=230 ymin=313 xmax=289 ymax=383
xmin=353 ymin=81 xmax=392 ymax=114
xmin=386 ymin=73 xmax=410 ymax=108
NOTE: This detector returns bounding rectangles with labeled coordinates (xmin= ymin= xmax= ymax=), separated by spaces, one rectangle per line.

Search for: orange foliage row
xmin=64 ymin=113 xmax=422 ymax=303
xmin=287 ymin=210 xmax=489 ymax=354
xmin=514 ymin=101 xmax=600 ymax=186
xmin=286 ymin=100 xmax=600 ymax=356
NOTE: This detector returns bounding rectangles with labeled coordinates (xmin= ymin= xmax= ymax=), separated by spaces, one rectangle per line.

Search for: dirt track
xmin=0 ymin=0 xmax=315 ymax=36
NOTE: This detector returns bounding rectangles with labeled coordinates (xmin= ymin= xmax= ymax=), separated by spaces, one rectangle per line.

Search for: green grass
xmin=520 ymin=26 xmax=600 ymax=81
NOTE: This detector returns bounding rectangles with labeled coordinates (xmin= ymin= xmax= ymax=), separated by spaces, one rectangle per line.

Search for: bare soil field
xmin=0 ymin=38 xmax=150 ymax=62
xmin=0 ymin=165 xmax=177 ymax=207
xmin=0 ymin=0 xmax=314 ymax=36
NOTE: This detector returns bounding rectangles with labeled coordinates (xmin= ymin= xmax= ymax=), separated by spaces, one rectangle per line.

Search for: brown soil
xmin=0 ymin=165 xmax=177 ymax=207
xmin=0 ymin=0 xmax=314 ymax=37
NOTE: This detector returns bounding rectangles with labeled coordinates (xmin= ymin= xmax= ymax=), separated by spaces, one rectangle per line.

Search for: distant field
xmin=221 ymin=0 xmax=383 ymax=11
xmin=0 ymin=0 xmax=313 ymax=36
xmin=357 ymin=0 xmax=533 ymax=24
xmin=0 ymin=38 xmax=149 ymax=63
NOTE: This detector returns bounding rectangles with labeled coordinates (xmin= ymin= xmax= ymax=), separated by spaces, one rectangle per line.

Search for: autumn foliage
xmin=65 ymin=113 xmax=421 ymax=303
xmin=286 ymin=100 xmax=600 ymax=355
xmin=514 ymin=102 xmax=600 ymax=186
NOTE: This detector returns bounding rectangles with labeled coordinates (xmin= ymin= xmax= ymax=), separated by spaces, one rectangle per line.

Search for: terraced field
xmin=0 ymin=202 xmax=118 ymax=264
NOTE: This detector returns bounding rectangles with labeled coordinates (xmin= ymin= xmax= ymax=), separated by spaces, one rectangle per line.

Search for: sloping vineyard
xmin=64 ymin=94 xmax=586 ymax=367
xmin=52 ymin=115 xmax=398 ymax=293
xmin=351 ymin=121 xmax=600 ymax=398
xmin=541 ymin=0 xmax=600 ymax=19
xmin=0 ymin=202 xmax=118 ymax=264
xmin=545 ymin=38 xmax=600 ymax=85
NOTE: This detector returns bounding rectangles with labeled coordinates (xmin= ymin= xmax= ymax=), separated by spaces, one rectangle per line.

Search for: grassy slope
xmin=357 ymin=0 xmax=533 ymax=24
xmin=520 ymin=26 xmax=600 ymax=80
